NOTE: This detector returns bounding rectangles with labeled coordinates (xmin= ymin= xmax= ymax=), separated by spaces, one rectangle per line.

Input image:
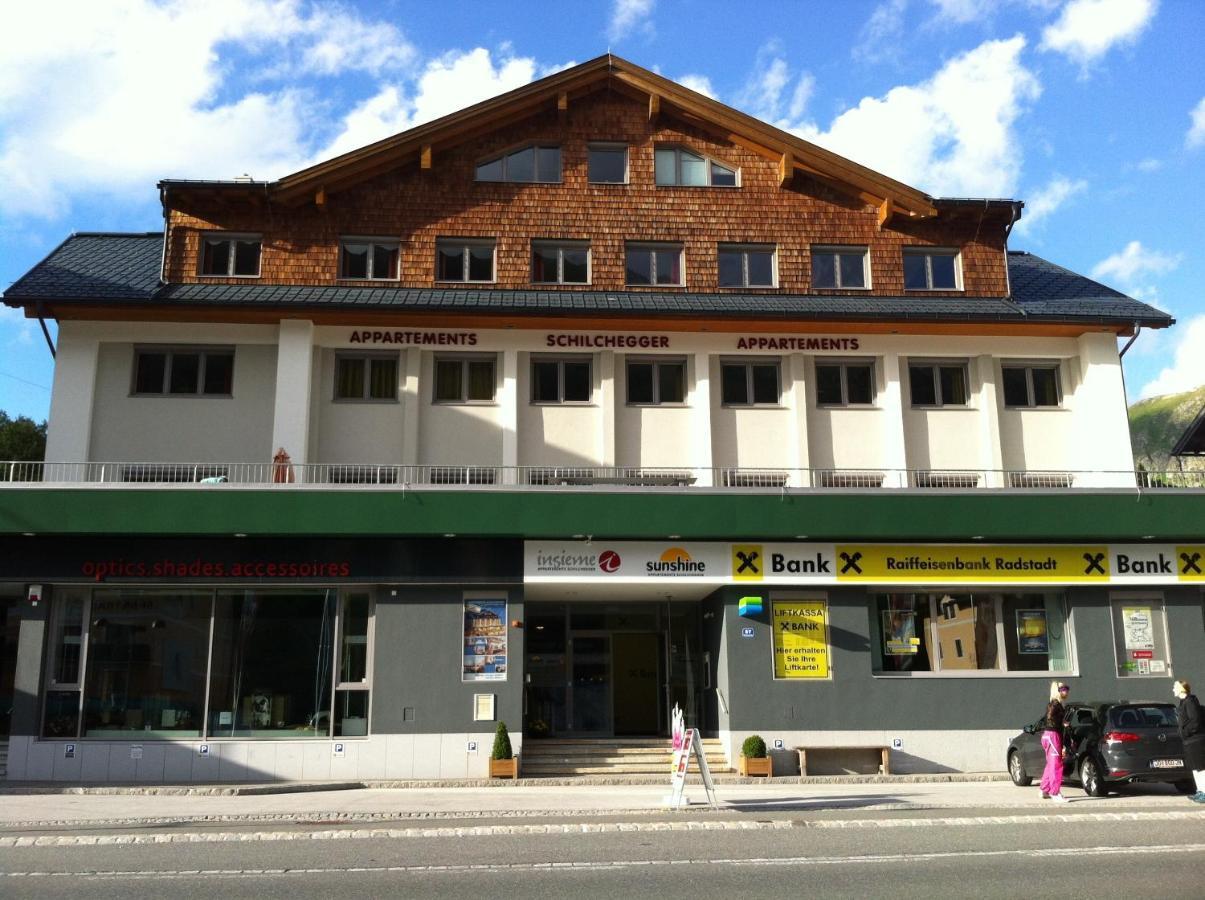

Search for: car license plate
xmin=1151 ymin=759 xmax=1182 ymax=768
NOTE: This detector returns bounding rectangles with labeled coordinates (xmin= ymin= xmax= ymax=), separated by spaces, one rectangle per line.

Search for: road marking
xmin=0 ymin=811 xmax=1201 ymax=848
xmin=5 ymin=843 xmax=1204 ymax=879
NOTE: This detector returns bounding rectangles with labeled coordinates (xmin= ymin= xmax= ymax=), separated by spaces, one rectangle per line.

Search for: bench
xmin=793 ymin=745 xmax=891 ymax=777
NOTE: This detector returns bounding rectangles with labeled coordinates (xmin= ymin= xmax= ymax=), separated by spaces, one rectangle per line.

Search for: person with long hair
xmin=1039 ymin=681 xmax=1070 ymax=802
xmin=1172 ymin=680 xmax=1205 ymax=803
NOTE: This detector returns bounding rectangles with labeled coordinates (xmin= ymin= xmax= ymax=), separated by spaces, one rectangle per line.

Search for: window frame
xmin=587 ymin=143 xmax=629 ymax=184
xmin=811 ymin=245 xmax=871 ymax=290
xmin=198 ymin=232 xmax=262 ymax=278
xmin=531 ymin=239 xmax=591 ymax=285
xmin=654 ymin=145 xmax=739 ymax=187
xmin=474 ymin=144 xmax=562 ymax=183
xmin=1001 ymin=362 xmax=1063 ymax=409
xmin=624 ymin=241 xmax=685 ymax=287
xmin=902 ymin=247 xmax=962 ymax=291
xmin=432 ymin=353 xmax=498 ymax=405
xmin=717 ymin=243 xmax=777 ymax=288
xmin=719 ymin=358 xmax=782 ymax=407
xmin=870 ymin=591 xmax=1078 ymax=678
xmin=625 ymin=357 xmax=688 ymax=406
xmin=333 ymin=351 xmax=399 ymax=403
xmin=1107 ymin=593 xmax=1172 ymax=679
xmin=131 ymin=346 xmax=235 ymax=398
xmin=435 ymin=238 xmax=496 ymax=283
xmin=814 ymin=358 xmax=876 ymax=407
xmin=338 ymin=236 xmax=401 ymax=281
xmin=530 ymin=355 xmax=593 ymax=405
xmin=908 ymin=360 xmax=971 ymax=409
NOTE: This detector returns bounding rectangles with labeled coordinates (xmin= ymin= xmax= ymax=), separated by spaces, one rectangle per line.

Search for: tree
xmin=0 ymin=411 xmax=47 ymax=461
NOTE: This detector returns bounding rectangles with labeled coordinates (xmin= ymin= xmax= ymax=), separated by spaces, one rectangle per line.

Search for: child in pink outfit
xmin=1040 ymin=682 xmax=1070 ymax=802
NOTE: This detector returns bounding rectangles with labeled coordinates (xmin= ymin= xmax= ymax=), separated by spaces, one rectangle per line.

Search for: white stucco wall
xmin=313 ymin=348 xmax=409 ymax=465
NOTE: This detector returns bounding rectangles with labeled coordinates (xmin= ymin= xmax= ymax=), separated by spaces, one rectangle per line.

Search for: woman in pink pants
xmin=1040 ymin=681 xmax=1070 ymax=802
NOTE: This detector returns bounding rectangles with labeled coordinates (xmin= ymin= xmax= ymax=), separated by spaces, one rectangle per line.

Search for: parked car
xmin=1007 ymin=701 xmax=1195 ymax=797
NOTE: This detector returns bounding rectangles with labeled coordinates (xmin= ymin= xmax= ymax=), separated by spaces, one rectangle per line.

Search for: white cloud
xmin=1013 ymin=175 xmax=1088 ymax=235
xmin=855 ymin=0 xmax=908 ymax=63
xmin=1187 ymin=97 xmax=1205 ymax=149
xmin=1138 ymin=314 xmax=1205 ymax=399
xmin=1135 ymin=157 xmax=1162 ymax=172
xmin=797 ymin=36 xmax=1040 ymax=197
xmin=677 ymin=74 xmax=716 ymax=99
xmin=312 ymin=49 xmax=545 ymax=165
xmin=1039 ymin=0 xmax=1158 ymax=68
xmin=735 ymin=43 xmax=815 ymax=128
xmin=1091 ymin=240 xmax=1180 ymax=286
xmin=0 ymin=0 xmax=422 ymax=219
xmin=0 ymin=305 xmax=35 ymax=347
xmin=608 ymin=0 xmax=655 ymax=43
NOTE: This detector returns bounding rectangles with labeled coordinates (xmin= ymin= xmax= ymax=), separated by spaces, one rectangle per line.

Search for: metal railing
xmin=3 ymin=461 xmax=1204 ymax=491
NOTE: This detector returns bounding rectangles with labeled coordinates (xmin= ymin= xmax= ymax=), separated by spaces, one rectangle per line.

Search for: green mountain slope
xmin=1129 ymin=385 xmax=1205 ymax=471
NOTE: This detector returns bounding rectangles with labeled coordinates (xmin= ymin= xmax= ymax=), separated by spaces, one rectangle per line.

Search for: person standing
xmin=1039 ymin=681 xmax=1070 ymax=802
xmin=1173 ymin=680 xmax=1205 ymax=803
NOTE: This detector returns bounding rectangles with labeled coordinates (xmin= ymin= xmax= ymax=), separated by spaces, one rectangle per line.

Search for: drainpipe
xmin=1002 ymin=201 xmax=1022 ymax=298
xmin=1118 ymin=323 xmax=1142 ymax=357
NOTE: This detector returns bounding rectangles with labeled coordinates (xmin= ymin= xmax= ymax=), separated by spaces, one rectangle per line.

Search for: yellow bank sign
xmin=771 ymin=599 xmax=829 ymax=679
xmin=833 ymin=545 xmax=1111 ymax=582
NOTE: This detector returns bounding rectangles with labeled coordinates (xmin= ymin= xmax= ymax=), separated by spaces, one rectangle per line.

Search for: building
xmin=2 ymin=54 xmax=1202 ymax=783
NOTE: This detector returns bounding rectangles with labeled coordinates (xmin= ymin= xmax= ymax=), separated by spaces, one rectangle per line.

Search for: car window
xmin=1107 ymin=704 xmax=1176 ymax=728
xmin=1071 ymin=709 xmax=1095 ymax=727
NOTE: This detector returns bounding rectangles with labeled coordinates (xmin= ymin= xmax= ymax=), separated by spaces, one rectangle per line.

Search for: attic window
xmin=476 ymin=145 xmax=561 ymax=183
xmin=200 ymin=234 xmax=261 ymax=277
xmin=654 ymin=146 xmax=737 ymax=187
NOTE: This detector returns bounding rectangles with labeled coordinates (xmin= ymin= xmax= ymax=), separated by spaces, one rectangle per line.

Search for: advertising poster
xmin=771 ymin=599 xmax=829 ymax=679
xmin=1121 ymin=607 xmax=1154 ymax=651
xmin=1015 ymin=609 xmax=1049 ymax=654
xmin=882 ymin=610 xmax=919 ymax=655
xmin=462 ymin=599 xmax=507 ymax=682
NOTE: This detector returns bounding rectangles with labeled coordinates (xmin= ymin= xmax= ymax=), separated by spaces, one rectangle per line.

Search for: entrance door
xmin=612 ymin=632 xmax=661 ymax=736
xmin=570 ymin=635 xmax=610 ymax=734
xmin=0 ymin=597 xmax=19 ymax=738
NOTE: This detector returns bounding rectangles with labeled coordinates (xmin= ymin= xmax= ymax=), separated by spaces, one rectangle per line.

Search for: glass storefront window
xmin=208 ymin=590 xmax=336 ymax=739
xmin=82 ymin=590 xmax=211 ymax=738
xmin=1109 ymin=596 xmax=1171 ymax=677
xmin=872 ymin=592 xmax=1074 ymax=675
xmin=42 ymin=587 xmax=374 ymax=740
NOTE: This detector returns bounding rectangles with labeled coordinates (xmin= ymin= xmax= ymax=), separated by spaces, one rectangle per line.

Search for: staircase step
xmin=517 ymin=738 xmax=731 ymax=777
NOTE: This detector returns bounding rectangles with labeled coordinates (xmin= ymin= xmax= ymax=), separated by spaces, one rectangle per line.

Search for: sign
xmin=772 ymin=599 xmax=830 ymax=679
xmin=333 ymin=742 xmax=346 ymax=758
xmin=738 ymin=596 xmax=763 ymax=617
xmin=463 ymin=598 xmax=508 ymax=682
xmin=64 ymin=744 xmax=75 ymax=759
xmin=524 ymin=541 xmax=1205 ymax=587
xmin=130 ymin=745 xmax=143 ymax=760
xmin=1121 ymin=607 xmax=1155 ymax=651
xmin=1015 ymin=609 xmax=1049 ymax=654
xmin=741 ymin=626 xmax=755 ymax=638
xmin=892 ymin=738 xmax=903 ymax=750
xmin=883 ymin=610 xmax=919 ymax=655
xmin=197 ymin=744 xmax=210 ymax=757
xmin=466 ymin=741 xmax=479 ymax=753
xmin=666 ymin=706 xmax=718 ymax=810
xmin=349 ymin=329 xmax=477 ymax=346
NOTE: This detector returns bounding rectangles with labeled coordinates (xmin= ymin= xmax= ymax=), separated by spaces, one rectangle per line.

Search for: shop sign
xmin=524 ymin=541 xmax=1205 ymax=587
xmin=771 ymin=600 xmax=829 ymax=679
xmin=463 ymin=598 xmax=507 ymax=682
xmin=349 ymin=330 xmax=477 ymax=346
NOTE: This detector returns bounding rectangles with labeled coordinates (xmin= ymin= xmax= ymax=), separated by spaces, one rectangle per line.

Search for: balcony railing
xmin=1 ymin=461 xmax=1203 ymax=491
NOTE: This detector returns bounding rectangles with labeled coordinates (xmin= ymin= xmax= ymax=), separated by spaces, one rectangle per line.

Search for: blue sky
xmin=2 ymin=0 xmax=1202 ymax=421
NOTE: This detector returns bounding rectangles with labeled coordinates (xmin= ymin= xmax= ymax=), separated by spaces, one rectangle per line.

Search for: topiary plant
xmin=492 ymin=721 xmax=513 ymax=760
xmin=741 ymin=734 xmax=767 ymax=758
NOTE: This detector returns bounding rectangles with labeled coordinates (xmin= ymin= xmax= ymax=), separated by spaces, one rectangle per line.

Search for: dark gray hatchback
xmin=1007 ymin=701 xmax=1195 ymax=796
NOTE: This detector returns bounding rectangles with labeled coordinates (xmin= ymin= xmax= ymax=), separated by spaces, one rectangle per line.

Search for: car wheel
xmin=1173 ymin=780 xmax=1196 ymax=794
xmin=1008 ymin=750 xmax=1032 ymax=786
xmin=1080 ymin=757 xmax=1109 ymax=797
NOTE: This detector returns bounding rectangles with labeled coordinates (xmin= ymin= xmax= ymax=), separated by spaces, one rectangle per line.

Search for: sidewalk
xmin=0 ymin=777 xmax=1196 ymax=829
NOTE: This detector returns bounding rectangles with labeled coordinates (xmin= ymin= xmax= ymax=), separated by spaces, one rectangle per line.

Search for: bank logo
xmin=598 ymin=550 xmax=622 ymax=573
xmin=646 ymin=547 xmax=706 ymax=576
xmin=733 ymin=544 xmax=763 ymax=581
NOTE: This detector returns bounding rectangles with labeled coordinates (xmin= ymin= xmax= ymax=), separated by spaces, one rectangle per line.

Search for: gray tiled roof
xmin=2 ymin=233 xmax=1174 ymax=327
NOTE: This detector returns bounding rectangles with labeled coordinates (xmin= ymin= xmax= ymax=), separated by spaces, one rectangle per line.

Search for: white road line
xmin=5 ymin=844 xmax=1204 ymax=879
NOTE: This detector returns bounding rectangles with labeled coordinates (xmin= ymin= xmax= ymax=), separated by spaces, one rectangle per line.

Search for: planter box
xmin=739 ymin=756 xmax=773 ymax=777
xmin=489 ymin=756 xmax=519 ymax=779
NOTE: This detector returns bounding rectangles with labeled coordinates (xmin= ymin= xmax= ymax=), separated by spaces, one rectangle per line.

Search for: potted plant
xmin=739 ymin=734 xmax=772 ymax=777
xmin=488 ymin=721 xmax=519 ymax=778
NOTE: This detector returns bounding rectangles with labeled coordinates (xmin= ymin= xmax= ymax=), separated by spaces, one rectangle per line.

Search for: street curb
xmin=0 ymin=772 xmax=1011 ymax=795
xmin=1 ymin=810 xmax=1201 ymax=848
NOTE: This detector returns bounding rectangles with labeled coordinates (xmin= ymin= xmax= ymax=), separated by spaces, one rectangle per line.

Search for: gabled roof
xmin=1171 ymin=401 xmax=1205 ymax=456
xmin=2 ymin=233 xmax=1173 ymax=331
xmin=196 ymin=54 xmax=942 ymax=220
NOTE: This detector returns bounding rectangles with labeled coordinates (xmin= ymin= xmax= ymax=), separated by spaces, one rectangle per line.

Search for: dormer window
xmin=475 ymin=145 xmax=561 ymax=183
xmin=654 ymin=146 xmax=737 ymax=187
xmin=200 ymin=233 xmax=261 ymax=277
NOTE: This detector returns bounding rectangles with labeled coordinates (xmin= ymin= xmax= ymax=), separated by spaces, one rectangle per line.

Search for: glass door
xmin=569 ymin=634 xmax=611 ymax=734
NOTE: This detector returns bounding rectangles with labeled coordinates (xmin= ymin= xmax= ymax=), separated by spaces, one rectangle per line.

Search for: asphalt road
xmin=3 ymin=810 xmax=1204 ymax=899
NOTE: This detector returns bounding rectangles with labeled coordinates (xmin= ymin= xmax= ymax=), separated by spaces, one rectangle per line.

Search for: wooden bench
xmin=793 ymin=745 xmax=891 ymax=777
